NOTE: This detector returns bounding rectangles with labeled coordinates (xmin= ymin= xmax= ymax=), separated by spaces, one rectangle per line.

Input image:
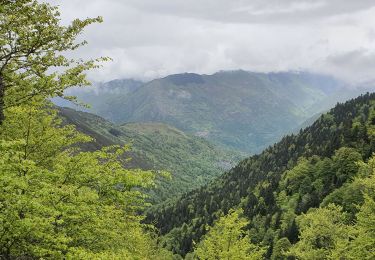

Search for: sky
xmin=48 ymin=0 xmax=375 ymax=84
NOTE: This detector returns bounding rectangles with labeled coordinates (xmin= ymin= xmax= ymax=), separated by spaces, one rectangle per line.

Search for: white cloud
xmin=47 ymin=0 xmax=375 ymax=83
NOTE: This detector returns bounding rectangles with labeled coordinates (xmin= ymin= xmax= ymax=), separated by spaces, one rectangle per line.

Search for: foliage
xmin=329 ymin=156 xmax=375 ymax=259
xmin=1 ymin=2 xmax=375 ymax=259
xmin=0 ymin=1 xmax=172 ymax=258
xmin=288 ymin=204 xmax=350 ymax=259
xmin=58 ymin=107 xmax=242 ymax=203
xmin=0 ymin=0 xmax=106 ymax=124
xmin=0 ymin=101 xmax=172 ymax=258
xmin=288 ymin=155 xmax=375 ymax=259
xmin=146 ymin=93 xmax=375 ymax=257
xmin=59 ymin=71 xmax=353 ymax=153
xmin=194 ymin=209 xmax=266 ymax=260
xmin=271 ymin=237 xmax=292 ymax=260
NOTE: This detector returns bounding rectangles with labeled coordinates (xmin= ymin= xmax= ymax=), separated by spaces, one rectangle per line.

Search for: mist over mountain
xmin=4 ymin=1 xmax=375 ymax=259
xmin=55 ymin=70 xmax=372 ymax=153
xmin=52 ymin=78 xmax=144 ymax=110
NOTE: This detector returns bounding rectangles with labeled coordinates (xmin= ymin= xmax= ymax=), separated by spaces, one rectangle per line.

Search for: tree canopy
xmin=0 ymin=1 xmax=172 ymax=258
xmin=0 ymin=0 xmax=106 ymax=124
xmin=194 ymin=209 xmax=266 ymax=260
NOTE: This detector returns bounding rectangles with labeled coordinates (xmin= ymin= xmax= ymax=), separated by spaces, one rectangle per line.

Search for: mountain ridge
xmin=55 ymin=70 xmax=375 ymax=154
xmin=58 ymin=106 xmax=242 ymax=203
xmin=145 ymin=92 xmax=375 ymax=256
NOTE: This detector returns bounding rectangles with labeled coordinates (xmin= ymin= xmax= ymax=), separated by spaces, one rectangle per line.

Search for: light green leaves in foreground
xmin=0 ymin=0 xmax=106 ymax=124
xmin=289 ymin=156 xmax=375 ymax=260
xmin=194 ymin=209 xmax=266 ymax=260
xmin=0 ymin=102 xmax=172 ymax=259
xmin=0 ymin=0 xmax=174 ymax=258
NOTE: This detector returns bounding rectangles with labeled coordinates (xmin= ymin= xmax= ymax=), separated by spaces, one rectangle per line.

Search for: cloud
xmin=46 ymin=0 xmax=375 ymax=83
xmin=324 ymin=49 xmax=375 ymax=83
xmin=122 ymin=0 xmax=375 ymax=24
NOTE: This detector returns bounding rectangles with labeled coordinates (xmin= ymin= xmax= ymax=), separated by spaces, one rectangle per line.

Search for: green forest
xmin=146 ymin=93 xmax=375 ymax=259
xmin=58 ymin=107 xmax=241 ymax=203
xmin=1 ymin=1 xmax=374 ymax=259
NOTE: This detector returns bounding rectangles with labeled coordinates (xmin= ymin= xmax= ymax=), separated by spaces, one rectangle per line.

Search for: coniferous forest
xmin=1 ymin=1 xmax=375 ymax=259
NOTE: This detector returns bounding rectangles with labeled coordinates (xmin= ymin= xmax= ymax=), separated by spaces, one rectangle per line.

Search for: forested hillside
xmin=146 ymin=92 xmax=375 ymax=258
xmin=2 ymin=1 xmax=375 ymax=259
xmin=59 ymin=71 xmax=357 ymax=153
xmin=58 ymin=107 xmax=241 ymax=203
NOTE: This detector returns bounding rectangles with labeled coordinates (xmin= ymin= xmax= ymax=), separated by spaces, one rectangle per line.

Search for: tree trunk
xmin=0 ymin=74 xmax=5 ymax=125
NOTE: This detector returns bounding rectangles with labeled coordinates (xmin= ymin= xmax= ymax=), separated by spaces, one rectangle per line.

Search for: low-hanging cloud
xmin=324 ymin=49 xmax=375 ymax=84
xmin=47 ymin=0 xmax=375 ymax=83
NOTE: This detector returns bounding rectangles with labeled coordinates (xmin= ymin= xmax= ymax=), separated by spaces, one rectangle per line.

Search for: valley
xmin=52 ymin=68 xmax=375 ymax=259
xmin=58 ymin=107 xmax=241 ymax=203
xmin=2 ymin=1 xmax=375 ymax=258
xmin=146 ymin=92 xmax=375 ymax=258
xmin=58 ymin=71 xmax=366 ymax=153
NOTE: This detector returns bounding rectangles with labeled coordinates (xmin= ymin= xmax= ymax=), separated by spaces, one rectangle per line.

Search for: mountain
xmin=145 ymin=92 xmax=375 ymax=257
xmin=57 ymin=71 xmax=359 ymax=153
xmin=52 ymin=78 xmax=144 ymax=114
xmin=58 ymin=107 xmax=241 ymax=203
xmin=107 ymin=71 xmax=345 ymax=153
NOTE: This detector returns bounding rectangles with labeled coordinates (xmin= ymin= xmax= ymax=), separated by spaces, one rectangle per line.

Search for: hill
xmin=58 ymin=107 xmax=241 ymax=203
xmin=52 ymin=78 xmax=144 ymax=114
xmin=145 ymin=92 xmax=375 ymax=257
xmin=58 ymin=71 xmax=357 ymax=153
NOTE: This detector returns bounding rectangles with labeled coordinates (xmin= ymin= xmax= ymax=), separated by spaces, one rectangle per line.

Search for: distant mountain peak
xmin=164 ymin=73 xmax=205 ymax=86
xmin=53 ymin=71 xmax=371 ymax=153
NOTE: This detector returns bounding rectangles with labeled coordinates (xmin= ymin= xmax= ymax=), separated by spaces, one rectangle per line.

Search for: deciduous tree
xmin=194 ymin=209 xmax=266 ymax=260
xmin=0 ymin=0 xmax=105 ymax=124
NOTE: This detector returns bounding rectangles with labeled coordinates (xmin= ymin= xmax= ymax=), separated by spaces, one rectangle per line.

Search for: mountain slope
xmin=58 ymin=107 xmax=241 ymax=203
xmin=146 ymin=92 xmax=375 ymax=256
xmin=52 ymin=78 xmax=144 ymax=115
xmin=63 ymin=71 xmax=351 ymax=153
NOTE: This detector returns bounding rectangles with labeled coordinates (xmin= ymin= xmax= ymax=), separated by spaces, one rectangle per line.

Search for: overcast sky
xmin=48 ymin=0 xmax=375 ymax=83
